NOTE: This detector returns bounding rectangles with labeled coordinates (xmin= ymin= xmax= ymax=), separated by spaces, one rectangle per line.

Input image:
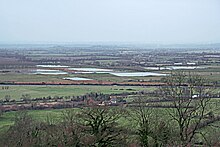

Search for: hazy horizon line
xmin=0 ymin=41 xmax=220 ymax=45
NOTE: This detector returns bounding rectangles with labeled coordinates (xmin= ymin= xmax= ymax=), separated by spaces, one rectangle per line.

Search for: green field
xmin=0 ymin=73 xmax=65 ymax=83
xmin=0 ymin=109 xmax=65 ymax=134
xmin=0 ymin=85 xmax=153 ymax=100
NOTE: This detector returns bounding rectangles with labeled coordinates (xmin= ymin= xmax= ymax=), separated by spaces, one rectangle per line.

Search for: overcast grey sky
xmin=0 ymin=0 xmax=220 ymax=44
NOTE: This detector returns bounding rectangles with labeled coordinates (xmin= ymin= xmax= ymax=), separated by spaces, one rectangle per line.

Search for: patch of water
xmin=110 ymin=72 xmax=166 ymax=77
xmin=36 ymin=65 xmax=69 ymax=68
xmin=32 ymin=69 xmax=68 ymax=75
xmin=68 ymin=68 xmax=113 ymax=73
xmin=63 ymin=77 xmax=93 ymax=81
xmin=145 ymin=66 xmax=207 ymax=70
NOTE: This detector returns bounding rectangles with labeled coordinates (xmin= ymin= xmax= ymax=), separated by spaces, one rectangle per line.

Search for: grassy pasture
xmin=0 ymin=85 xmax=152 ymax=100
xmin=0 ymin=109 xmax=64 ymax=135
xmin=0 ymin=73 xmax=66 ymax=83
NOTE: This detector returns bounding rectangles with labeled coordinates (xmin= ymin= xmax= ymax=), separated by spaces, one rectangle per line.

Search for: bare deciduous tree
xmin=76 ymin=106 xmax=127 ymax=146
xmin=161 ymin=71 xmax=213 ymax=146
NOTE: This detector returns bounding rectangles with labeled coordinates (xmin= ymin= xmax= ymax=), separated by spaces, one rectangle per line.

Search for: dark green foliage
xmin=138 ymin=120 xmax=150 ymax=147
xmin=135 ymin=108 xmax=173 ymax=147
